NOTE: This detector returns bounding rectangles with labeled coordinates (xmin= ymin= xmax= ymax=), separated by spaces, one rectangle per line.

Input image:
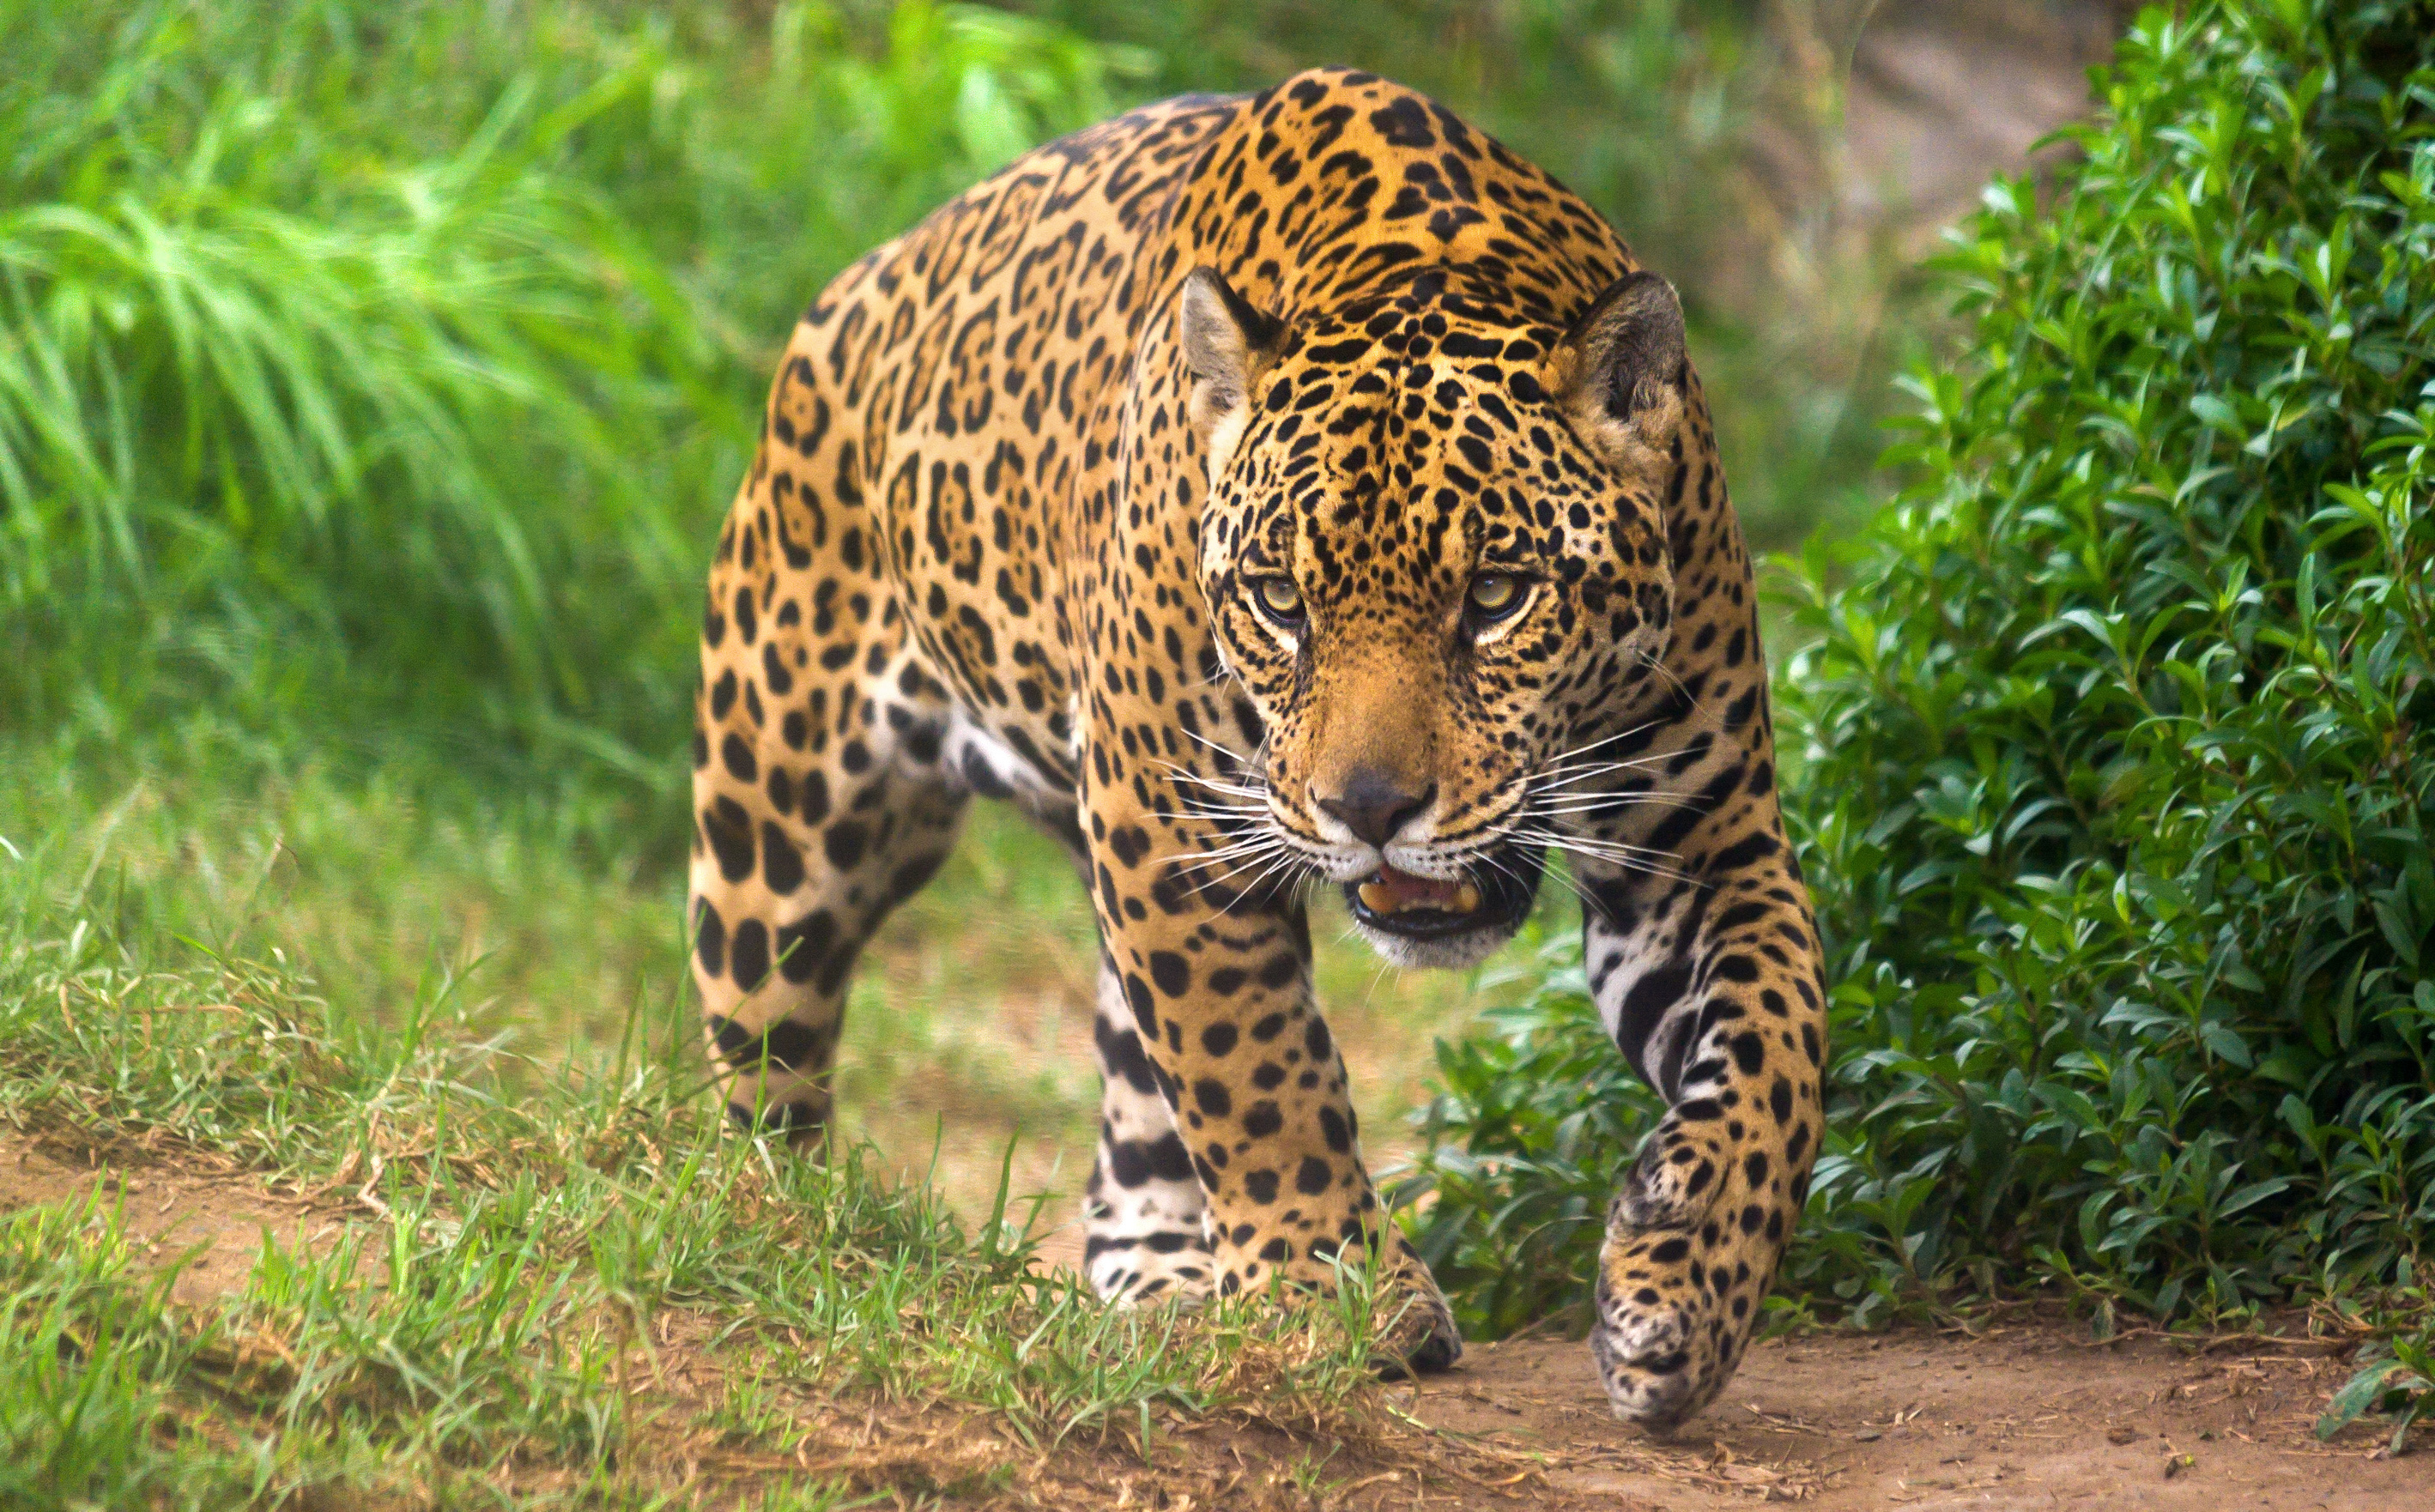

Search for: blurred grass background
xmin=0 ymin=0 xmax=2118 ymax=1214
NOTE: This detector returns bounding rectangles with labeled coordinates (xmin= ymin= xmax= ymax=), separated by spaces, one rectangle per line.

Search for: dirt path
xmin=1414 ymin=1328 xmax=2426 ymax=1509
xmin=1033 ymin=1217 xmax=2426 ymax=1509
xmin=9 ymin=1134 xmax=2425 ymax=1509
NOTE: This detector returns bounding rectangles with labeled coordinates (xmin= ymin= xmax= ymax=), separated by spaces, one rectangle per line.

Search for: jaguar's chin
xmin=1342 ymin=844 xmax=1543 ymax=970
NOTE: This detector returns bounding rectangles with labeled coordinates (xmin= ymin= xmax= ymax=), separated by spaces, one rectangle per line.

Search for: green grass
xmin=0 ymin=797 xmax=1442 ymax=1507
xmin=1 ymin=0 xmax=1149 ymax=833
xmin=0 ymin=714 xmax=1551 ymax=1502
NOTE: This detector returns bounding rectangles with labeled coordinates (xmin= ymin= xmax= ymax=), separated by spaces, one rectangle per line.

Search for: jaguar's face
xmin=1180 ymin=268 xmax=1687 ymax=967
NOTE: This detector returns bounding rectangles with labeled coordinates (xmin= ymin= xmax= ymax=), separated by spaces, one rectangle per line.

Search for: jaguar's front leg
xmin=1080 ymin=953 xmax=1214 ymax=1301
xmin=1580 ymin=830 xmax=1828 ymax=1430
xmin=1084 ymin=809 xmax=1459 ymax=1370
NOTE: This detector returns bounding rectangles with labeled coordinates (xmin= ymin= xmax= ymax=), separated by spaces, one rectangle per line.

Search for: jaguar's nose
xmin=1314 ymin=771 xmax=1434 ymax=848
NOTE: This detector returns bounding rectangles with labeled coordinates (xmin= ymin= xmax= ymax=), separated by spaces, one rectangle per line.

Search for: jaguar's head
xmin=1181 ymin=265 xmax=1688 ymax=967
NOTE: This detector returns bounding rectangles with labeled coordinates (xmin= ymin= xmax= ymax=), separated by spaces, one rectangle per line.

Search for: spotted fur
xmin=687 ymin=67 xmax=1826 ymax=1427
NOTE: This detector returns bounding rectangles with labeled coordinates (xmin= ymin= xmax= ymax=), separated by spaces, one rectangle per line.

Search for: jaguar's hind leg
xmin=687 ymin=638 xmax=965 ymax=1141
xmin=687 ymin=403 xmax=966 ymax=1141
xmin=1081 ymin=957 xmax=1214 ymax=1299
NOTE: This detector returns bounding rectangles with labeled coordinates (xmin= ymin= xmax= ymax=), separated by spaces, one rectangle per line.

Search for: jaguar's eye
xmin=1251 ymin=576 xmax=1305 ymax=626
xmin=1468 ymin=572 xmax=1526 ymax=620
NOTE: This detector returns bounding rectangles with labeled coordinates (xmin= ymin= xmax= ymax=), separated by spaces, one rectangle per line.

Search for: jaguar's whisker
xmin=1155 ymin=770 xmax=1273 ymax=801
xmin=1520 ymin=794 xmax=1701 ymax=820
xmin=1528 ymin=755 xmax=1676 ymax=792
xmin=1471 ymin=844 xmax=1606 ymax=922
xmin=1216 ymin=847 xmax=1312 ymax=916
xmin=1512 ymin=826 xmax=1705 ymax=889
xmin=1534 ymin=717 xmax=1670 ymax=774
xmin=1165 ymin=835 xmax=1287 ymax=868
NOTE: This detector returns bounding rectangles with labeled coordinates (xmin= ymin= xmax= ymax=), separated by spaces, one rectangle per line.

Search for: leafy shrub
xmin=2318 ymin=1320 xmax=2433 ymax=1455
xmin=1407 ymin=0 xmax=2435 ymax=1335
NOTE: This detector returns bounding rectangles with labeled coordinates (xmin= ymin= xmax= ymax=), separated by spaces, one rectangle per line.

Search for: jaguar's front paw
xmin=1589 ymin=1249 xmax=1702 ymax=1430
xmin=1590 ymin=1208 xmax=1780 ymax=1433
xmin=1371 ymin=1265 xmax=1463 ymax=1377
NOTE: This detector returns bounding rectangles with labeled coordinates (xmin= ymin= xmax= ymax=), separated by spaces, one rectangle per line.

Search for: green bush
xmin=1406 ymin=0 xmax=2435 ymax=1336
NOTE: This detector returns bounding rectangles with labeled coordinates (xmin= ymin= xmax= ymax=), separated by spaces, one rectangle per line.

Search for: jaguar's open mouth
xmin=1342 ymin=846 xmax=1544 ymax=942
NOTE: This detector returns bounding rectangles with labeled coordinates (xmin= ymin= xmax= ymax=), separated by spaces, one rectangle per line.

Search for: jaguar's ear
xmin=1178 ymin=266 xmax=1283 ymax=479
xmin=1545 ymin=270 xmax=1688 ymax=487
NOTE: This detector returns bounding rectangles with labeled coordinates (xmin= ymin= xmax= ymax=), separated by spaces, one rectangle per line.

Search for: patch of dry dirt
xmin=1409 ymin=1327 xmax=2428 ymax=1510
xmin=941 ymin=1224 xmax=2435 ymax=1509
xmin=0 ymin=1128 xmax=348 ymax=1306
xmin=1035 ymin=1211 xmax=2432 ymax=1509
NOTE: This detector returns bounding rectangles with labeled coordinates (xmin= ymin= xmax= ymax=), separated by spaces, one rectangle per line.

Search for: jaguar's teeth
xmin=1357 ymin=875 xmax=1485 ymax=916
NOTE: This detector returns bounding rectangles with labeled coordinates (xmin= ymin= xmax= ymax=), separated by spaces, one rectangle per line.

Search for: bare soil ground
xmin=1031 ymin=1219 xmax=2432 ymax=1510
xmin=0 ymin=1126 xmax=347 ymax=1308
xmin=10 ymin=1134 xmax=2425 ymax=1510
xmin=1422 ymin=1328 xmax=2428 ymax=1510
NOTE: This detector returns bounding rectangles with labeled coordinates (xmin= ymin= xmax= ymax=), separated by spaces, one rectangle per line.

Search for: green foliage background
xmin=1405 ymin=0 xmax=2435 ymax=1340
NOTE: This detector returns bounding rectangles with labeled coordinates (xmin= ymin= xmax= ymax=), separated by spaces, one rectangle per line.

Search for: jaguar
xmin=687 ymin=65 xmax=1827 ymax=1429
